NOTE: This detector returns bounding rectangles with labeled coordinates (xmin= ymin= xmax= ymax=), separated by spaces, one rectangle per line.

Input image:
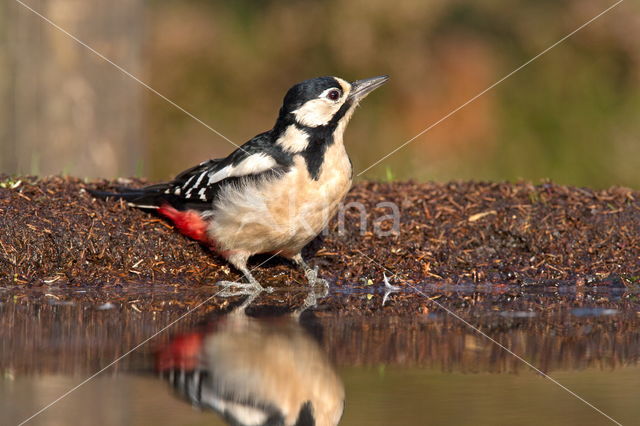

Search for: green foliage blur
xmin=145 ymin=0 xmax=639 ymax=188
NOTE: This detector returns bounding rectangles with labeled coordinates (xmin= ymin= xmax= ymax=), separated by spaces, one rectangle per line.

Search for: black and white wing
xmin=161 ymin=132 xmax=291 ymax=209
xmin=90 ymin=132 xmax=291 ymax=211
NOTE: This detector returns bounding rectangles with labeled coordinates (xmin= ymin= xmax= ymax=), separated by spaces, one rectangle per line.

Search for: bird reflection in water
xmin=156 ymin=290 xmax=345 ymax=426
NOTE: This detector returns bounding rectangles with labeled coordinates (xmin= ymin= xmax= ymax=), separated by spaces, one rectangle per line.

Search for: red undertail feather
xmin=156 ymin=331 xmax=203 ymax=371
xmin=158 ymin=204 xmax=209 ymax=243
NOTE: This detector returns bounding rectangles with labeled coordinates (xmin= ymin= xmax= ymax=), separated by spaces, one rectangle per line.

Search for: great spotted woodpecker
xmin=91 ymin=75 xmax=388 ymax=292
xmin=156 ymin=293 xmax=345 ymax=426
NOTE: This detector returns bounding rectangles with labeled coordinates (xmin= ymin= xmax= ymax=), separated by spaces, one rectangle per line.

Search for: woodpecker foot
xmin=216 ymin=280 xmax=274 ymax=296
xmin=292 ymin=254 xmax=329 ymax=289
xmin=219 ymin=257 xmax=274 ymax=295
xmin=304 ymin=265 xmax=329 ymax=289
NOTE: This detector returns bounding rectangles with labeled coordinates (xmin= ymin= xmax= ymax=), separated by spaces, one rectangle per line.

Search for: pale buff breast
xmin=208 ymin=142 xmax=352 ymax=256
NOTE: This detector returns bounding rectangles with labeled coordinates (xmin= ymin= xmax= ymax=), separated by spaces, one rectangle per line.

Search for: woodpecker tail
xmin=88 ymin=183 xmax=173 ymax=210
xmin=90 ymin=184 xmax=213 ymax=243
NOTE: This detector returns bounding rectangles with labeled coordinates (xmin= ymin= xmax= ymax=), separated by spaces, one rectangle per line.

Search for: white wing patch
xmin=177 ymin=154 xmax=277 ymax=200
xmin=206 ymin=165 xmax=232 ymax=185
xmin=207 ymin=153 xmax=277 ymax=185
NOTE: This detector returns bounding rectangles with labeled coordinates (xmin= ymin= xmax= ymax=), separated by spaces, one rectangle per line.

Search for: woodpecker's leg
xmin=292 ymin=254 xmax=329 ymax=288
xmin=216 ymin=251 xmax=273 ymax=295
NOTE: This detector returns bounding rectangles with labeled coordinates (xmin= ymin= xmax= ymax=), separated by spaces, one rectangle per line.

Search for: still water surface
xmin=1 ymin=284 xmax=638 ymax=425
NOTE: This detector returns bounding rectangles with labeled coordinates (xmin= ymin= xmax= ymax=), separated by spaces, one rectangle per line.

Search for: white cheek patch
xmin=276 ymin=125 xmax=309 ymax=153
xmin=293 ymin=98 xmax=340 ymax=127
xmin=207 ymin=153 xmax=276 ymax=184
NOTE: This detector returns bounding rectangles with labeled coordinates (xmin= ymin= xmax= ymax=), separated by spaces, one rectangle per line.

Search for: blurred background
xmin=1 ymin=0 xmax=639 ymax=188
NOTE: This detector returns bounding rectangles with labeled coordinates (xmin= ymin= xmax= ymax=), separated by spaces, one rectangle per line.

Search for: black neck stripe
xmin=294 ymin=100 xmax=352 ymax=180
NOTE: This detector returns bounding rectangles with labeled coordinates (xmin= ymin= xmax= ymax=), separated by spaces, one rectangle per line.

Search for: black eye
xmin=327 ymin=89 xmax=341 ymax=101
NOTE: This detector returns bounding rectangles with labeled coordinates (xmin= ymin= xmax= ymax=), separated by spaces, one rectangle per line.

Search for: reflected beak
xmin=348 ymin=75 xmax=389 ymax=102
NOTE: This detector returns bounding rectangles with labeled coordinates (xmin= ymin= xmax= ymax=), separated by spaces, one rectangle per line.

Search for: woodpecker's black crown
xmin=281 ymin=76 xmax=343 ymax=113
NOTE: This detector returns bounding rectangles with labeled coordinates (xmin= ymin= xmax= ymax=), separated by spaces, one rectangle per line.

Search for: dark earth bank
xmin=0 ymin=176 xmax=638 ymax=293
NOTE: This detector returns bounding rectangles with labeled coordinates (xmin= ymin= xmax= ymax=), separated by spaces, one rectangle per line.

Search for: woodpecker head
xmin=276 ymin=75 xmax=389 ymax=130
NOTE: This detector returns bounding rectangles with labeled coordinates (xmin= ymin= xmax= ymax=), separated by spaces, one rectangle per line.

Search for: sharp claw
xmin=303 ymin=265 xmax=329 ymax=288
xmin=305 ymin=267 xmax=317 ymax=280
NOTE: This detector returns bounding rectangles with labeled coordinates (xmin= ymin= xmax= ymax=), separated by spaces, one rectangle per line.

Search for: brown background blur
xmin=1 ymin=0 xmax=639 ymax=188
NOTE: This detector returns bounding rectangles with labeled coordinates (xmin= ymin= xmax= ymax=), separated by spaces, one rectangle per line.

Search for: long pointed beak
xmin=349 ymin=75 xmax=389 ymax=102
